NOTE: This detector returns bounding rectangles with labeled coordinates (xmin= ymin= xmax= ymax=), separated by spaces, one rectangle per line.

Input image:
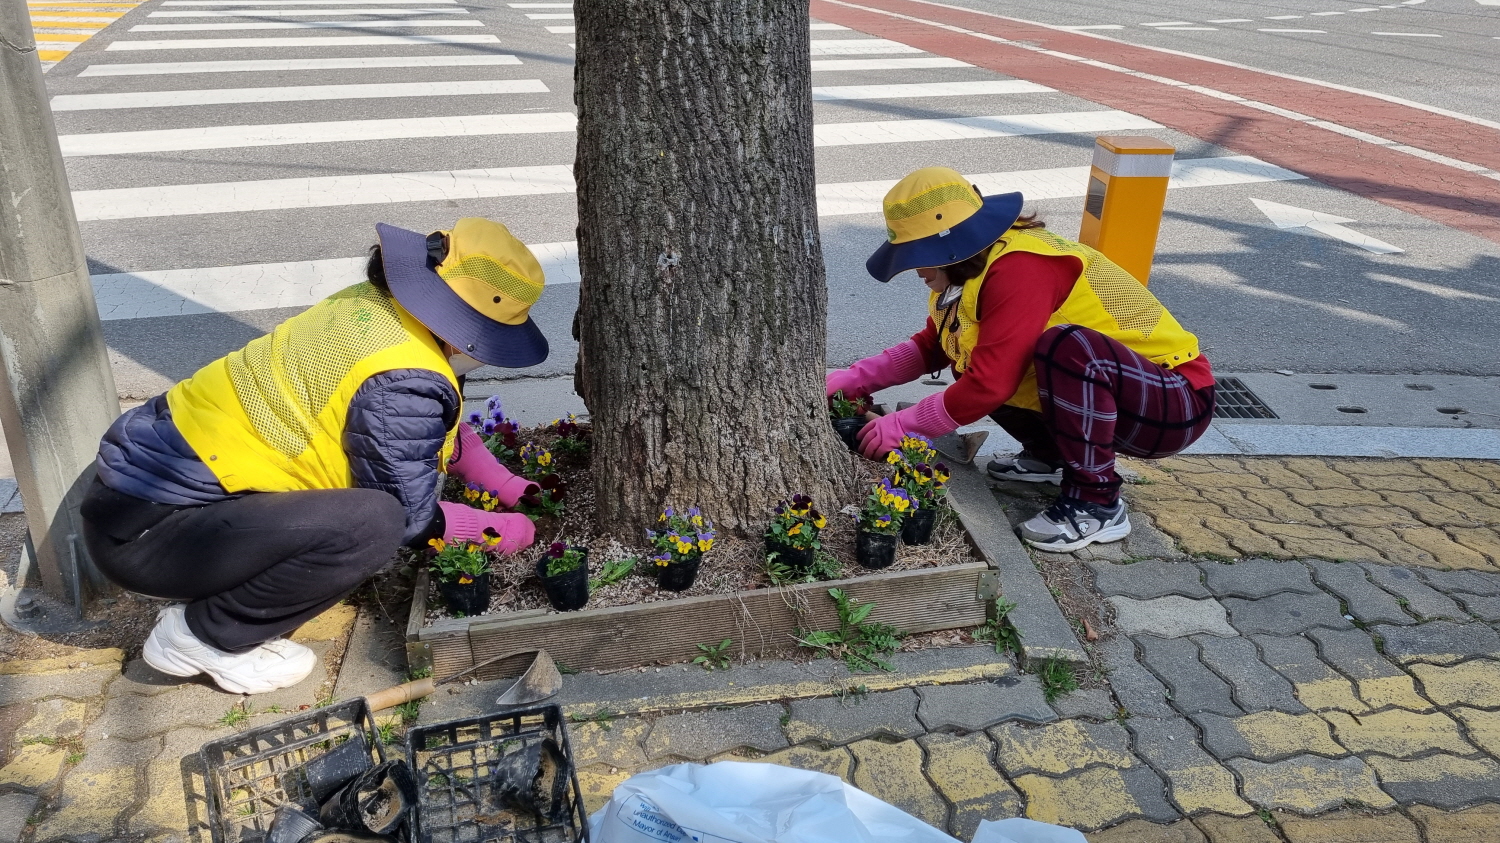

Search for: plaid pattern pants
xmin=991 ymin=324 xmax=1215 ymax=505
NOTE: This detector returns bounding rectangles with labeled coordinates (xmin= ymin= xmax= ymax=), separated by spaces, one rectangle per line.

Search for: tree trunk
xmin=574 ymin=0 xmax=855 ymax=537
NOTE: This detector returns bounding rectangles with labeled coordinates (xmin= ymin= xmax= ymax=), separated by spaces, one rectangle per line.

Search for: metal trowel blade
xmin=495 ymin=649 xmax=563 ymax=708
xmin=932 ymin=431 xmax=990 ymax=466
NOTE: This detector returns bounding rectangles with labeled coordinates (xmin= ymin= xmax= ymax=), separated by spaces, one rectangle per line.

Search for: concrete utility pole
xmin=0 ymin=0 xmax=120 ymax=603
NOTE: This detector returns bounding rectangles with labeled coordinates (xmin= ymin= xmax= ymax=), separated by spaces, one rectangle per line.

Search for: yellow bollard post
xmin=1078 ymin=136 xmax=1175 ymax=286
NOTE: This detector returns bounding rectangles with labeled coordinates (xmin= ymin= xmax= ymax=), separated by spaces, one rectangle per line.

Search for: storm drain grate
xmin=1213 ymin=377 xmax=1278 ymax=419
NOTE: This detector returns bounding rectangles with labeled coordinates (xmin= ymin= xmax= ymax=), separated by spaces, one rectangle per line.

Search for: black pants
xmin=81 ymin=479 xmax=404 ymax=652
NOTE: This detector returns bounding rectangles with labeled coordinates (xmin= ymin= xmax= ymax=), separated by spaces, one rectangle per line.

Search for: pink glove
xmin=448 ymin=423 xmax=539 ymax=508
xmin=857 ymin=391 xmax=958 ymax=459
xmin=438 ymin=501 xmax=535 ymax=555
xmin=826 ymin=340 xmax=930 ymax=398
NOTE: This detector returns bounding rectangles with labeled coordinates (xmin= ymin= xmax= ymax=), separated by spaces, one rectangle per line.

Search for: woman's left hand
xmin=856 ymin=392 xmax=959 ymax=459
xmin=448 ymin=423 xmax=539 ymax=507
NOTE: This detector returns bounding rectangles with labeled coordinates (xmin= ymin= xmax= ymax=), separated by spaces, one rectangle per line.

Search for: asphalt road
xmin=36 ymin=0 xmax=1500 ymax=400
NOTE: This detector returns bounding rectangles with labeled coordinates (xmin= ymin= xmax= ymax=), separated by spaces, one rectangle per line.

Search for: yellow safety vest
xmin=928 ymin=228 xmax=1200 ymax=412
xmin=167 ymin=282 xmax=460 ymax=494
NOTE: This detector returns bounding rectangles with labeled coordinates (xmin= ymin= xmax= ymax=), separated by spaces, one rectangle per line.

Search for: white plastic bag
xmin=970 ymin=818 xmax=1086 ymax=843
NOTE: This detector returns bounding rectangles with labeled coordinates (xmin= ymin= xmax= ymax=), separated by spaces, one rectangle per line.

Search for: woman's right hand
xmin=826 ymin=368 xmax=865 ymax=399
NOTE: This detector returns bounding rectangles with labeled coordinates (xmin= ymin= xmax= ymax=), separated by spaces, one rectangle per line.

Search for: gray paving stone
xmin=1194 ymin=636 xmax=1305 ymax=714
xmin=784 ymin=689 xmax=922 ymax=745
xmin=1073 ymin=541 xmax=1128 ymax=563
xmin=916 ymin=677 xmax=1054 ymax=731
xmin=644 ymin=704 xmax=789 ymax=760
xmin=0 ymin=793 xmax=40 ymax=843
xmin=1307 ymin=560 xmax=1413 ymax=626
xmin=1098 ymin=636 xmax=1174 ymax=719
xmin=1119 ymin=764 xmax=1181 ymax=823
xmin=1050 ymin=687 xmax=1118 ymax=720
xmin=1304 ymin=627 xmax=1408 ymax=681
xmin=1369 ymin=754 xmax=1500 ymax=809
xmin=1192 ymin=713 xmax=1256 ymax=761
xmin=1251 ymin=635 xmax=1361 ymax=710
xmin=1136 ymin=635 xmax=1241 ymax=717
xmin=1364 ymin=564 xmax=1466 ymax=621
xmin=1108 ymin=596 xmax=1236 ymax=638
xmin=1122 ymin=512 xmax=1184 ymax=561
xmin=1228 ymin=755 xmax=1393 ymax=813
xmin=1200 ymin=559 xmax=1318 ymax=599
xmin=86 ymin=683 xmax=240 ymax=743
xmin=1222 ymin=592 xmax=1352 ymax=635
xmin=1126 ymin=716 xmax=1251 ymax=815
xmin=1088 ymin=560 xmax=1209 ymax=600
xmin=1373 ymin=620 xmax=1500 ymax=666
xmin=108 ymin=659 xmax=189 ymax=698
xmin=1454 ymin=594 xmax=1500 ymax=622
xmin=0 ymin=666 xmax=118 ymax=706
xmin=1417 ymin=568 xmax=1500 ymax=597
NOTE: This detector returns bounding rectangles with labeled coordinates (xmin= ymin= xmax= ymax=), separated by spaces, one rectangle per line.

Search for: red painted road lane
xmin=812 ymin=0 xmax=1500 ymax=246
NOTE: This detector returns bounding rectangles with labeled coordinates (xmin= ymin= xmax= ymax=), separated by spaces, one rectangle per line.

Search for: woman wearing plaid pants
xmin=826 ymin=167 xmax=1215 ymax=553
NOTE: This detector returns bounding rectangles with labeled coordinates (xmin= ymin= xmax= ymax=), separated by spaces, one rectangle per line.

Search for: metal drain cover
xmin=1214 ymin=377 xmax=1278 ymax=419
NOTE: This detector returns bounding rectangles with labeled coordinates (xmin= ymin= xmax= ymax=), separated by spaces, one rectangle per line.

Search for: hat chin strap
xmin=448 ymin=353 xmax=485 ymax=376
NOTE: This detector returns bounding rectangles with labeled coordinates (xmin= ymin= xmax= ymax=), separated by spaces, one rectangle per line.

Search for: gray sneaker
xmin=987 ymin=451 xmax=1064 ymax=484
xmin=1020 ymin=496 xmax=1131 ymax=553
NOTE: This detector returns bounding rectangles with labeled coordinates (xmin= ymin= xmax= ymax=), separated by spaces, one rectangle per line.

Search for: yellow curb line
xmin=0 ymin=647 xmax=123 ymax=676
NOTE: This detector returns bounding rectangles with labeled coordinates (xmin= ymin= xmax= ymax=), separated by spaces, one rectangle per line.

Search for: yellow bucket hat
xmin=866 ymin=167 xmax=1023 ymax=282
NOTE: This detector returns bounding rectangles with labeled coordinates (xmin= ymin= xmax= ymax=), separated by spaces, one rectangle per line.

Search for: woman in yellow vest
xmin=828 ymin=168 xmax=1217 ymax=553
xmin=81 ymin=219 xmax=548 ymax=694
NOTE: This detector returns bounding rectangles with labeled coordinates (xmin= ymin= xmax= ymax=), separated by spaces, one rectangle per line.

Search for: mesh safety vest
xmin=167 ymin=283 xmax=460 ymax=493
xmin=928 ymin=229 xmax=1200 ymax=412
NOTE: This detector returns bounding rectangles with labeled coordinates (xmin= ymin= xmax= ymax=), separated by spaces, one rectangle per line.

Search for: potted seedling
xmin=648 ymin=507 xmax=716 ymax=592
xmin=854 ymin=479 xmax=910 ymax=569
xmin=890 ymin=436 xmax=950 ymax=546
xmin=537 ymin=542 xmax=590 ymax=611
xmin=427 ymin=532 xmax=498 ymax=616
xmin=765 ymin=494 xmax=825 ymax=571
xmin=829 ymin=391 xmax=872 ymax=452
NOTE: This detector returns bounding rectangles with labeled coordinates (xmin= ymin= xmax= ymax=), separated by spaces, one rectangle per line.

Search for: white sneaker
xmin=142 ymin=605 xmax=318 ymax=695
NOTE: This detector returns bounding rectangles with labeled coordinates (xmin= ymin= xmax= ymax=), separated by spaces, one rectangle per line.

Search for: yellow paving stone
xmin=1408 ymin=803 xmax=1500 ymax=841
xmin=1149 ymin=510 xmax=1238 ymax=559
xmin=1087 ymin=817 xmax=1206 ymax=842
xmin=1262 ymin=523 xmax=1371 ymax=561
xmin=1450 ymin=707 xmax=1500 ymax=755
xmin=34 ymin=766 xmax=137 ymax=838
xmin=569 ymin=719 xmax=650 ymax=770
xmin=1322 ymin=709 xmax=1474 ymax=758
xmin=1381 ymin=492 xmax=1479 ymax=527
xmin=1342 ymin=527 xmax=1440 ymax=568
xmin=991 ymin=721 xmax=1135 ymax=776
xmin=1319 ymin=506 xmax=1422 ymax=529
xmin=1410 ymin=660 xmax=1500 ymax=707
xmin=1160 ymin=763 xmax=1252 ymax=816
xmin=1160 ymin=456 xmax=1224 ymax=474
xmin=1192 ymin=813 xmax=1283 ymax=843
xmin=1279 ymin=809 xmax=1421 ymax=843
xmin=1239 ymin=459 xmax=1316 ymax=491
xmin=1233 ymin=711 xmax=1344 ymax=758
xmin=1354 ymin=472 xmax=1450 ymax=493
xmin=19 ymin=699 xmax=88 ymax=739
xmin=1014 ymin=767 xmax=1143 ymax=831
xmin=1230 ymin=756 xmax=1393 ymax=814
xmin=746 ymin=745 xmax=852 ymax=782
xmin=0 ymin=647 xmax=123 ymax=675
xmin=291 ymin=603 xmax=358 ymax=643
xmin=1127 ymin=483 xmax=1208 ymax=504
xmin=1366 ymin=753 xmax=1500 ymax=802
xmin=1284 ymin=459 xmax=1359 ymax=490
xmin=1417 ymin=462 xmax=1495 ymax=493
xmin=0 ymin=743 xmax=69 ymax=789
xmin=848 ymin=740 xmax=948 ymax=829
xmin=1289 ymin=488 xmax=1385 ymax=508
xmin=1397 ymin=526 xmax=1492 ymax=569
xmin=1337 ymin=460 xmax=1417 ymax=477
xmin=921 ymin=733 xmax=1022 ymax=839
xmin=1449 ymin=527 xmax=1500 ymax=567
xmin=1425 ymin=492 xmax=1500 ymax=526
xmin=1355 ymin=676 xmax=1432 ymax=712
xmin=1460 ymin=460 xmax=1500 ymax=484
xmin=1290 ymin=677 xmax=1368 ymax=714
xmin=1241 ymin=488 xmax=1319 ymax=522
xmin=1197 ymin=488 xmax=1274 ymax=521
xmin=575 ymin=764 xmax=633 ymax=816
xmin=1201 ymin=517 xmax=1287 ymax=558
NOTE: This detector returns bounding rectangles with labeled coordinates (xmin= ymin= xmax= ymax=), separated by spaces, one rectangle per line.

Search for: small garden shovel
xmin=363 ymin=648 xmax=563 ymax=712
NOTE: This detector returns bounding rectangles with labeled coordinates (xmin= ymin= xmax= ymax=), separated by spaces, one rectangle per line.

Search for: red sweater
xmin=911 ymin=251 xmax=1215 ymax=424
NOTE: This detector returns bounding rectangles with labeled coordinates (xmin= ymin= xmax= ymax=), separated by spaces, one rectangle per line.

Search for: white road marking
xmin=523 ymin=12 xmax=569 ymax=18
xmin=1207 ymin=18 xmax=1252 ymax=22
xmin=811 ymin=80 xmax=1053 ymax=100
xmin=808 ymin=38 xmax=921 ymax=55
xmin=132 ymin=20 xmax=485 ymax=30
xmin=507 ymin=2 xmax=570 ymax=6
xmin=161 ymin=0 xmax=461 ymax=4
xmin=1141 ymin=21 xmax=1192 ymax=26
xmin=79 ymin=53 xmax=521 ymax=75
xmin=51 ymin=78 xmax=548 ymax=109
xmin=810 ymin=57 xmax=970 ymax=70
xmin=1251 ymin=198 xmax=1403 ymax=254
xmin=544 ymin=25 xmax=572 ymax=32
xmin=1310 ymin=11 xmax=1345 ymax=15
xmin=809 ymin=23 xmax=849 ymax=29
xmin=1264 ymin=15 xmax=1303 ymax=19
xmin=1258 ymin=28 xmax=1326 ymax=33
xmin=1371 ymin=31 xmax=1441 ymax=36
xmin=813 ymin=110 xmax=1159 ymax=146
xmin=60 ymin=111 xmax=577 ymax=155
xmin=148 ymin=7 xmax=469 ymax=15
xmin=1061 ymin=24 xmax=1123 ymax=30
xmin=105 ymin=33 xmax=500 ymax=49
xmin=1158 ymin=26 xmax=1217 ymax=30
xmin=1348 ymin=7 xmax=1380 ymax=11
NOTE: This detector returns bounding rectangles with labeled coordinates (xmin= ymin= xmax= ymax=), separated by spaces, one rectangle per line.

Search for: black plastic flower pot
xmin=536 ymin=552 xmax=589 ymax=612
xmin=766 ymin=538 xmax=815 ymax=571
xmin=831 ymin=417 xmax=867 ymax=452
xmin=656 ymin=555 xmax=702 ymax=592
xmin=856 ymin=530 xmax=899 ymax=570
xmin=438 ymin=572 xmax=490 ymax=616
xmin=902 ymin=507 xmax=938 ymax=546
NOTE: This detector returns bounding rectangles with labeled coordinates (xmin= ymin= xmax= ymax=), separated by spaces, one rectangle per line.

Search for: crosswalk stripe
xmin=92 ymin=242 xmax=579 ymax=320
xmin=50 ymin=78 xmax=549 ymax=110
xmin=543 ymin=25 xmax=571 ymax=32
xmin=523 ymin=12 xmax=570 ymax=18
xmin=34 ymin=31 xmax=93 ymax=40
xmin=147 ymin=7 xmax=470 ymax=15
xmin=814 ymin=111 xmax=1159 ymax=147
xmin=105 ymin=33 xmax=500 ymax=49
xmin=39 ymin=49 xmax=76 ymax=60
xmin=79 ymin=52 xmax=521 ymax=74
xmin=160 ymin=0 xmax=459 ymax=3
xmin=808 ymin=39 xmax=920 ymax=56
xmin=132 ymin=20 xmax=486 ymax=30
xmin=61 ymin=111 xmax=577 ymax=155
xmin=506 ymin=2 xmax=570 ymax=6
xmin=810 ymin=57 xmax=969 ymax=71
xmin=808 ymin=23 xmax=850 ymax=30
xmin=812 ymin=80 xmax=1053 ymax=100
xmin=73 ymin=155 xmax=1298 ymax=223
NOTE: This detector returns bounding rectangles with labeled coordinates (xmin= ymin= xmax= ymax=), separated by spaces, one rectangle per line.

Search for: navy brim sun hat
xmin=377 ymin=220 xmax=549 ymax=369
xmin=865 ymin=167 xmax=1025 ymax=283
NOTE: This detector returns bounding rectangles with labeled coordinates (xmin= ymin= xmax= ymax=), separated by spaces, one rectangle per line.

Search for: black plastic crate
xmin=406 ymin=705 xmax=588 ymax=843
xmin=200 ymin=699 xmax=385 ymax=843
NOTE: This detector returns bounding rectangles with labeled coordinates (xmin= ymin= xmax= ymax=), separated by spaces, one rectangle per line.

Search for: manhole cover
xmin=1214 ymin=377 xmax=1278 ymax=419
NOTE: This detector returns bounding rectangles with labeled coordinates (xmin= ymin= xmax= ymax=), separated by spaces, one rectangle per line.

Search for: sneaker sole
xmin=1023 ymin=519 xmax=1132 ymax=553
xmin=143 ymin=632 xmax=317 ymax=695
xmin=987 ymin=468 xmax=1063 ymax=485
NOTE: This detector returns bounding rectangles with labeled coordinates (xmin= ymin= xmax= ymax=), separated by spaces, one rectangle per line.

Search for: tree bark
xmin=574 ymin=0 xmax=855 ymax=537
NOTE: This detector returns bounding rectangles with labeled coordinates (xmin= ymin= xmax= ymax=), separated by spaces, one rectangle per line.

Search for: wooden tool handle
xmin=364 ymin=678 xmax=436 ymax=712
